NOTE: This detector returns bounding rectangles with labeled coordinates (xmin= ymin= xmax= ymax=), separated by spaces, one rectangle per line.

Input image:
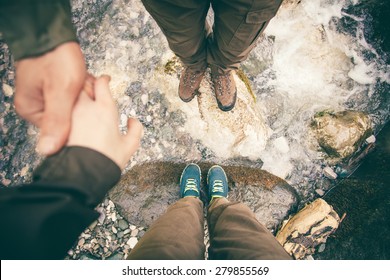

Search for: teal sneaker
xmin=207 ymin=165 xmax=228 ymax=202
xmin=180 ymin=163 xmax=201 ymax=198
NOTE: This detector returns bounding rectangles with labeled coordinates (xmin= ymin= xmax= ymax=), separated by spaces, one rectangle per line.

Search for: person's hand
xmin=14 ymin=42 xmax=86 ymax=155
xmin=67 ymin=75 xmax=143 ymax=169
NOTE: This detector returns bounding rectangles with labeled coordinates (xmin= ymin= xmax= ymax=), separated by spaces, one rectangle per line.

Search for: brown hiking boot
xmin=211 ymin=66 xmax=237 ymax=112
xmin=179 ymin=66 xmax=206 ymax=102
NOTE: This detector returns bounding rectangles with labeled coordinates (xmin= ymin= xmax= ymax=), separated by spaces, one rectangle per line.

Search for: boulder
xmin=311 ymin=111 xmax=372 ymax=162
xmin=109 ymin=161 xmax=299 ymax=231
xmin=153 ymin=56 xmax=270 ymax=160
xmin=276 ymin=198 xmax=340 ymax=259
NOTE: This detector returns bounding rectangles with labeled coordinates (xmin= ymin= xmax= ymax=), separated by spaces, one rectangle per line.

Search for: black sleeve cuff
xmin=33 ymin=146 xmax=121 ymax=206
xmin=0 ymin=0 xmax=77 ymax=60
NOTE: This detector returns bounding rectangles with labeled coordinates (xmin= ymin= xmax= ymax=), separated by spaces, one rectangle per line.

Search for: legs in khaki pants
xmin=140 ymin=0 xmax=283 ymax=71
xmin=128 ymin=197 xmax=292 ymax=260
xmin=207 ymin=198 xmax=291 ymax=260
xmin=127 ymin=197 xmax=205 ymax=260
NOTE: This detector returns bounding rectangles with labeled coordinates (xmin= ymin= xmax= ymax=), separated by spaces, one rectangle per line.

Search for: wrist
xmin=33 ymin=146 xmax=121 ymax=206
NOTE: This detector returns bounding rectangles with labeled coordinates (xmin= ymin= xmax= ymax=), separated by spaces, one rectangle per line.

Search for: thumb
xmin=37 ymin=113 xmax=72 ymax=155
xmin=123 ymin=118 xmax=144 ymax=157
xmin=36 ymin=90 xmax=77 ymax=155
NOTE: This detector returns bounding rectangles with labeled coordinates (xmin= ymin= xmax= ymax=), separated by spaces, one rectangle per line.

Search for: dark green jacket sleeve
xmin=0 ymin=147 xmax=121 ymax=260
xmin=0 ymin=0 xmax=77 ymax=60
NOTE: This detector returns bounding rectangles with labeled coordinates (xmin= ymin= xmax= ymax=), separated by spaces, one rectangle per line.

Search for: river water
xmin=71 ymin=0 xmax=389 ymax=204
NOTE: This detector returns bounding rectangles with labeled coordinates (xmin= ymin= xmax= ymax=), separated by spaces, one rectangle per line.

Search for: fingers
xmin=37 ymin=83 xmax=83 ymax=155
xmin=94 ymin=75 xmax=113 ymax=104
xmin=82 ymin=73 xmax=96 ymax=100
xmin=123 ymin=118 xmax=144 ymax=157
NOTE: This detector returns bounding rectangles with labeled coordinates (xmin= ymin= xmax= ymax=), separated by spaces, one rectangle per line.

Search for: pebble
xmin=88 ymin=221 xmax=98 ymax=231
xmin=146 ymin=115 xmax=152 ymax=122
xmin=98 ymin=211 xmax=106 ymax=224
xmin=118 ymin=219 xmax=129 ymax=230
xmin=141 ymin=94 xmax=148 ymax=105
xmin=323 ymin=166 xmax=338 ymax=180
xmin=112 ymin=226 xmax=118 ymax=234
xmin=123 ymin=229 xmax=131 ymax=235
xmin=2 ymin=84 xmax=13 ymax=97
xmin=127 ymin=237 xmax=138 ymax=249
xmin=78 ymin=238 xmax=85 ymax=246
xmin=111 ymin=212 xmax=117 ymax=222
xmin=315 ymin=189 xmax=325 ymax=196
xmin=27 ymin=126 xmax=37 ymax=135
xmin=318 ymin=243 xmax=326 ymax=253
xmin=131 ymin=229 xmax=139 ymax=237
xmin=365 ymin=135 xmax=376 ymax=144
xmin=120 ymin=114 xmax=128 ymax=127
xmin=130 ymin=225 xmax=136 ymax=230
xmin=2 ymin=179 xmax=11 ymax=186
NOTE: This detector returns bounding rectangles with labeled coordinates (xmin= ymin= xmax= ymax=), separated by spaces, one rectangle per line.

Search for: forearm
xmin=0 ymin=0 xmax=77 ymax=60
xmin=0 ymin=147 xmax=121 ymax=259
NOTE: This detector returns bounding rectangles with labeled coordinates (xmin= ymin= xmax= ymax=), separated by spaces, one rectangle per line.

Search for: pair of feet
xmin=180 ymin=164 xmax=228 ymax=203
xmin=179 ymin=65 xmax=237 ymax=112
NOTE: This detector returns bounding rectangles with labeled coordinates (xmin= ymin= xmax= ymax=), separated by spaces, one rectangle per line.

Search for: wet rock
xmin=276 ymin=198 xmax=340 ymax=259
xmin=155 ymin=57 xmax=269 ymax=160
xmin=110 ymin=161 xmax=298 ymax=230
xmin=323 ymin=166 xmax=338 ymax=180
xmin=315 ymin=122 xmax=390 ymax=260
xmin=311 ymin=111 xmax=372 ymax=162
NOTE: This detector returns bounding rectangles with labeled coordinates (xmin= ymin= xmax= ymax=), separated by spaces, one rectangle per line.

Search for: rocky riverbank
xmin=1 ymin=0 xmax=389 ymax=260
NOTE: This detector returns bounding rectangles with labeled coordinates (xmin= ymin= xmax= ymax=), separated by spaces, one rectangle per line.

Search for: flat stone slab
xmin=109 ymin=161 xmax=299 ymax=231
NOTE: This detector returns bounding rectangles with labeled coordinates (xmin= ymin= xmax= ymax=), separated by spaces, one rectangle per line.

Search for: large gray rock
xmin=109 ymin=161 xmax=299 ymax=231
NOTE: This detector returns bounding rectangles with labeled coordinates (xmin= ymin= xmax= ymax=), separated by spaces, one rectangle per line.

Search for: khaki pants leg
xmin=208 ymin=0 xmax=284 ymax=72
xmin=141 ymin=0 xmax=210 ymax=71
xmin=207 ymin=198 xmax=292 ymax=260
xmin=127 ymin=197 xmax=205 ymax=259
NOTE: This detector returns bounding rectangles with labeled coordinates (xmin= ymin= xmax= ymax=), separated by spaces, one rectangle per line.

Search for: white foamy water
xmin=73 ymin=0 xmax=389 ymax=192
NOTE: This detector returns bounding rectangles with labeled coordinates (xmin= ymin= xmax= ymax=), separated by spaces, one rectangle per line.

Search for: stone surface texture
xmin=276 ymin=198 xmax=340 ymax=259
xmin=110 ymin=161 xmax=299 ymax=232
xmin=311 ymin=111 xmax=372 ymax=162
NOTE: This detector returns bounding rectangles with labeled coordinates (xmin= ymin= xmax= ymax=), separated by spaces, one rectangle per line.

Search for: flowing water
xmin=70 ymin=0 xmax=389 ymax=204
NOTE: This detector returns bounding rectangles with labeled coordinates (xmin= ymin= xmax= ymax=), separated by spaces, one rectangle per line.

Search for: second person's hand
xmin=67 ymin=75 xmax=143 ymax=169
xmin=15 ymin=42 xmax=86 ymax=155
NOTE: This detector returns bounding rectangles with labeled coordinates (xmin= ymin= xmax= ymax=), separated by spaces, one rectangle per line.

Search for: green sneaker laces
xmin=212 ymin=180 xmax=224 ymax=193
xmin=184 ymin=178 xmax=199 ymax=194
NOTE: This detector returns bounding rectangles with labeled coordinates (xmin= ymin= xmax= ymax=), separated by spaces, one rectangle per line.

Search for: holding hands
xmin=67 ymin=75 xmax=143 ymax=169
xmin=14 ymin=42 xmax=142 ymax=168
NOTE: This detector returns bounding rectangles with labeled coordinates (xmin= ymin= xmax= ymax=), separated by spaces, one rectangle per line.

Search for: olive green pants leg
xmin=127 ymin=197 xmax=205 ymax=260
xmin=207 ymin=198 xmax=292 ymax=260
xmin=141 ymin=0 xmax=210 ymax=71
xmin=207 ymin=0 xmax=284 ymax=72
